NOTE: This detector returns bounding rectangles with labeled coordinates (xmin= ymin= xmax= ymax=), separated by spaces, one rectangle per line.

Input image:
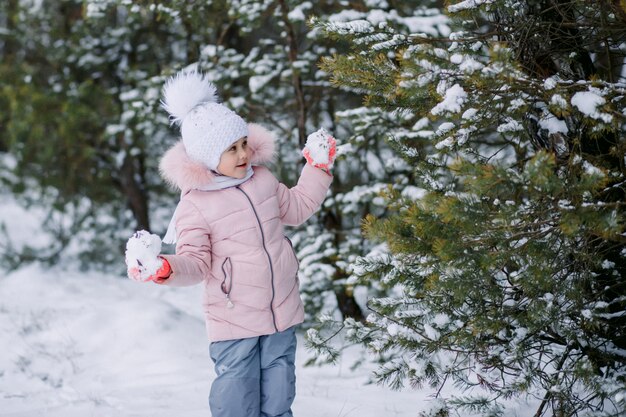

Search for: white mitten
xmin=125 ymin=230 xmax=163 ymax=282
xmin=302 ymin=128 xmax=337 ymax=171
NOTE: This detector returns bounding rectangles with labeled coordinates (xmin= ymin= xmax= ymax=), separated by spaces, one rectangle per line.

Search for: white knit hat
xmin=161 ymin=70 xmax=248 ymax=170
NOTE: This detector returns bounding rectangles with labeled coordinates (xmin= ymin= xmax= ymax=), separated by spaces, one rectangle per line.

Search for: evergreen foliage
xmin=307 ymin=1 xmax=626 ymax=416
xmin=2 ymin=1 xmax=625 ymax=414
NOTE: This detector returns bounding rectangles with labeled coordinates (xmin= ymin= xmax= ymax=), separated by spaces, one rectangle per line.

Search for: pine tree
xmin=308 ymin=1 xmax=626 ymax=416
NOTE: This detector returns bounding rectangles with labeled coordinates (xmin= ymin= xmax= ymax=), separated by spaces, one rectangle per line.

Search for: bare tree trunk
xmin=1 ymin=0 xmax=18 ymax=59
xmin=277 ymin=0 xmax=308 ymax=147
xmin=119 ymin=142 xmax=150 ymax=231
xmin=0 ymin=0 xmax=18 ymax=152
xmin=325 ymin=200 xmax=366 ymax=322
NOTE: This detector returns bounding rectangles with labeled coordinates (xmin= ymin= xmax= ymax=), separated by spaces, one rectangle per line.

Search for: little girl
xmin=124 ymin=69 xmax=336 ymax=417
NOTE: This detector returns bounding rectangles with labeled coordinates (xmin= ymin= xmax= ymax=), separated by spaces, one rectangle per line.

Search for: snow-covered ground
xmin=0 ymin=191 xmax=428 ymax=417
xmin=0 ymin=263 xmax=427 ymax=417
xmin=0 ymin=193 xmax=536 ymax=417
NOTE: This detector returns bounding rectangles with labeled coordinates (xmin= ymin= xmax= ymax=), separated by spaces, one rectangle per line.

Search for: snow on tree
xmin=308 ymin=1 xmax=626 ymax=416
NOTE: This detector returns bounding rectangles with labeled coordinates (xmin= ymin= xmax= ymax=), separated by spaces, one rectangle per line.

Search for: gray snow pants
xmin=208 ymin=326 xmax=297 ymax=417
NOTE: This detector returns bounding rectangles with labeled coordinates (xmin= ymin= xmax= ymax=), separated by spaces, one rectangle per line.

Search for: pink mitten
xmin=127 ymin=259 xmax=171 ymax=283
xmin=302 ymin=128 xmax=337 ymax=171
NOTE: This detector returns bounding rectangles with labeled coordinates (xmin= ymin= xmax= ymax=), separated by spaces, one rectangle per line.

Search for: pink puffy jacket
xmin=158 ymin=124 xmax=332 ymax=342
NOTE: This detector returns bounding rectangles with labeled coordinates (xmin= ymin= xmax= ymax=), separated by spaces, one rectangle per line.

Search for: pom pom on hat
xmin=161 ymin=70 xmax=219 ymax=126
xmin=161 ymin=69 xmax=248 ymax=171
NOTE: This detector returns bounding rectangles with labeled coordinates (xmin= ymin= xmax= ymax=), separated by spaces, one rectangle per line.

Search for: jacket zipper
xmin=236 ymin=186 xmax=279 ymax=332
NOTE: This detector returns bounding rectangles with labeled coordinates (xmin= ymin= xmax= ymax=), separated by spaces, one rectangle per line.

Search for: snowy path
xmin=0 ymin=265 xmax=425 ymax=417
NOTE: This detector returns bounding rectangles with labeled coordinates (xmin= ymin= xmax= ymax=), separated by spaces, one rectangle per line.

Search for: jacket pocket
xmin=284 ymin=236 xmax=300 ymax=269
xmin=220 ymin=257 xmax=234 ymax=308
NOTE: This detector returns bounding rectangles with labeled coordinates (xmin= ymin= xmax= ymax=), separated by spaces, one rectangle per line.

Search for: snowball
xmin=125 ymin=230 xmax=162 ymax=279
xmin=304 ymin=127 xmax=333 ymax=165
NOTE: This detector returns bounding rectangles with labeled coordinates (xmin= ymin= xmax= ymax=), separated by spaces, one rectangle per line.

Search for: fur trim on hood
xmin=159 ymin=123 xmax=276 ymax=192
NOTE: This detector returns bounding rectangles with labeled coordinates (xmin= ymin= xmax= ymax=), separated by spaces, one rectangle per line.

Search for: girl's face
xmin=216 ymin=137 xmax=250 ymax=178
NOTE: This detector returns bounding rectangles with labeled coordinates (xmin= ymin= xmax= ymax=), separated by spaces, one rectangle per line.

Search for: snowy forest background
xmin=1 ymin=1 xmax=625 ymax=416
